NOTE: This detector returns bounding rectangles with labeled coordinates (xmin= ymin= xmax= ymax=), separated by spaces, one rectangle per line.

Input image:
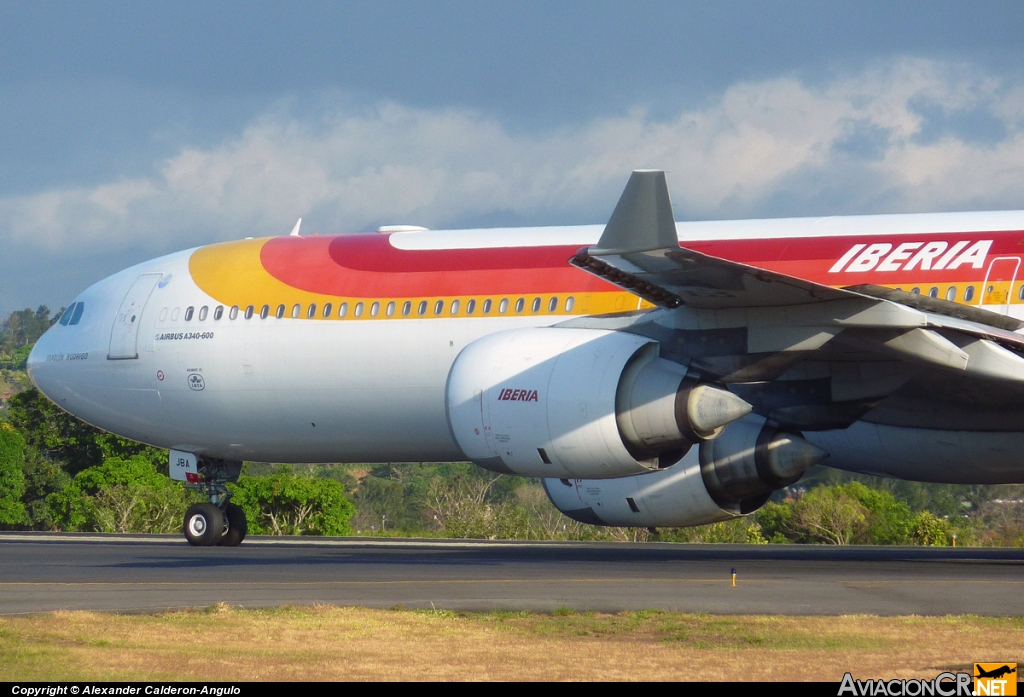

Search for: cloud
xmin=5 ymin=57 xmax=1024 ymax=255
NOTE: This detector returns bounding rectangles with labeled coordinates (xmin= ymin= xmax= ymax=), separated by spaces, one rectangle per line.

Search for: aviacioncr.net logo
xmin=839 ymin=672 xmax=973 ymax=696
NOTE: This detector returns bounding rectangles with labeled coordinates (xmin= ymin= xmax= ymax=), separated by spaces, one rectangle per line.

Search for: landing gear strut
xmin=181 ymin=457 xmax=247 ymax=547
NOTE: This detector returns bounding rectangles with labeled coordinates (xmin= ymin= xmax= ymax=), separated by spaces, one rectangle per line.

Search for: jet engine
xmin=542 ymin=414 xmax=829 ymax=527
xmin=445 ymin=328 xmax=752 ymax=478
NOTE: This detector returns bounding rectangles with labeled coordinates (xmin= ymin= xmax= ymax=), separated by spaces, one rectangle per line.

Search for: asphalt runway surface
xmin=2 ymin=533 xmax=1023 ymax=616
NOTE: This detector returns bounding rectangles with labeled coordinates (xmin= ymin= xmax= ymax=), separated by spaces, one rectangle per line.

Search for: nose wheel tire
xmin=183 ymin=503 xmax=227 ymax=546
xmin=216 ymin=503 xmax=248 ymax=547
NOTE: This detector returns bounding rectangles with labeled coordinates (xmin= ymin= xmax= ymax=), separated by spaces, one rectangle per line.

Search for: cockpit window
xmin=69 ymin=303 xmax=85 ymax=326
xmin=59 ymin=304 xmax=76 ymax=326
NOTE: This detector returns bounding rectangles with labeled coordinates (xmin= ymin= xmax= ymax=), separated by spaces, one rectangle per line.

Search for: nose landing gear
xmin=216 ymin=502 xmax=248 ymax=547
xmin=180 ymin=456 xmax=247 ymax=547
xmin=183 ymin=501 xmax=247 ymax=546
xmin=184 ymin=502 xmax=227 ymax=546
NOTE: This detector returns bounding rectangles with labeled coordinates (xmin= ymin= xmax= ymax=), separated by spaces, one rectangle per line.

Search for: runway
xmin=1 ymin=533 xmax=1023 ymax=616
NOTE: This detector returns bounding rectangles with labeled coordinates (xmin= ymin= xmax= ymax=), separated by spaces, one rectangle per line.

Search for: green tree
xmin=755 ymin=501 xmax=796 ymax=543
xmin=842 ymin=481 xmax=915 ymax=544
xmin=230 ymin=469 xmax=354 ymax=536
xmin=20 ymin=446 xmax=71 ymax=530
xmin=787 ymin=485 xmax=870 ymax=544
xmin=911 ymin=511 xmax=953 ymax=546
xmin=48 ymin=455 xmax=190 ymax=532
xmin=8 ymin=389 xmax=165 ymax=475
xmin=0 ymin=306 xmax=55 ymax=349
xmin=0 ymin=422 xmax=27 ymax=527
xmin=656 ymin=518 xmax=768 ymax=544
xmin=427 ymin=474 xmax=531 ymax=540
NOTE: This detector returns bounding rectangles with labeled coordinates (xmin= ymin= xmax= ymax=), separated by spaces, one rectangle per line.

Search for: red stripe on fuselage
xmin=258 ymin=229 xmax=1024 ymax=299
xmin=261 ymin=234 xmax=617 ymax=296
xmin=686 ymin=230 xmax=1024 ymax=285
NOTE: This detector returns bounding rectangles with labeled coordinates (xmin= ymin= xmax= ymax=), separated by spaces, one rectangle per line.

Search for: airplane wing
xmin=575 ymin=171 xmax=1024 ymax=353
xmin=569 ymin=171 xmax=1024 ymax=432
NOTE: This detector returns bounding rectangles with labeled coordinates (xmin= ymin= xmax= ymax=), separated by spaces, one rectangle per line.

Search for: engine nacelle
xmin=698 ymin=414 xmax=829 ymax=514
xmin=542 ymin=415 xmax=829 ymax=528
xmin=542 ymin=448 xmax=737 ymax=527
xmin=446 ymin=328 xmax=752 ymax=478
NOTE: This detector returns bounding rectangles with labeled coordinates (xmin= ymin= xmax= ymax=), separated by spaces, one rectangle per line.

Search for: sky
xmin=4 ymin=1 xmax=1024 ymax=316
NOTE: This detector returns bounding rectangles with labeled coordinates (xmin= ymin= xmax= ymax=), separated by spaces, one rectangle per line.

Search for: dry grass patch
xmin=1 ymin=606 xmax=1022 ymax=681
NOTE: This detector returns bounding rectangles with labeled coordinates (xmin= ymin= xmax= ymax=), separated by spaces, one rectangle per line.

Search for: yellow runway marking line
xmin=2 ymin=577 xmax=1023 ymax=587
xmin=0 ymin=578 xmax=753 ymax=587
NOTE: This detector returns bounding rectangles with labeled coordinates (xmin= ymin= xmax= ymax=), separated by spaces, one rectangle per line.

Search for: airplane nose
xmin=26 ymin=328 xmax=57 ymax=396
xmin=26 ymin=337 xmax=45 ymax=374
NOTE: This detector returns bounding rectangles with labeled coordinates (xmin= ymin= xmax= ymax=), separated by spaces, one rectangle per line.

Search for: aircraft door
xmin=981 ymin=257 xmax=1020 ymax=314
xmin=108 ymin=273 xmax=162 ymax=360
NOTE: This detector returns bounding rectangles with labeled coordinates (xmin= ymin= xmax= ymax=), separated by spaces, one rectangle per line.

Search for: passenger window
xmin=158 ymin=307 xmax=168 ymax=322
xmin=1019 ymin=286 xmax=1024 ymax=301
xmin=386 ymin=301 xmax=395 ymax=317
xmin=946 ymin=287 xmax=957 ymax=302
xmin=418 ymin=300 xmax=428 ymax=316
xmin=964 ymin=286 xmax=976 ymax=302
xmin=928 ymin=287 xmax=938 ymax=298
xmin=229 ymin=305 xmax=239 ymax=320
xmin=244 ymin=305 xmax=254 ymax=319
xmin=198 ymin=306 xmax=208 ymax=321
xmin=466 ymin=299 xmax=476 ymax=315
xmin=275 ymin=304 xmax=285 ymax=319
xmin=59 ymin=304 xmax=75 ymax=326
xmin=260 ymin=304 xmax=270 ymax=319
xmin=498 ymin=298 xmax=509 ymax=313
xmin=911 ymin=287 xmax=920 ymax=295
xmin=171 ymin=308 xmax=180 ymax=321
xmin=338 ymin=302 xmax=348 ymax=318
xmin=184 ymin=306 xmax=194 ymax=321
xmin=402 ymin=301 xmax=411 ymax=316
xmin=515 ymin=298 xmax=525 ymax=313
xmin=307 ymin=304 xmax=317 ymax=319
xmin=354 ymin=302 xmax=364 ymax=317
xmin=323 ymin=303 xmax=332 ymax=318
xmin=450 ymin=299 xmax=460 ymax=315
xmin=370 ymin=302 xmax=380 ymax=317
xmin=483 ymin=299 xmax=493 ymax=314
xmin=214 ymin=306 xmax=224 ymax=320
xmin=547 ymin=297 xmax=558 ymax=312
xmin=434 ymin=300 xmax=444 ymax=315
xmin=291 ymin=304 xmax=301 ymax=319
xmin=565 ymin=296 xmax=575 ymax=312
xmin=69 ymin=303 xmax=84 ymax=325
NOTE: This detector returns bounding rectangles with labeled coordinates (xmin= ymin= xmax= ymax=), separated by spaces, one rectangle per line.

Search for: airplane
xmin=976 ymin=666 xmax=1017 ymax=680
xmin=25 ymin=170 xmax=1024 ymax=546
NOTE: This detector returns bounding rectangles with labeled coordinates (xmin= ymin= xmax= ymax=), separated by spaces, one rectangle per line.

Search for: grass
xmin=1 ymin=605 xmax=1022 ymax=681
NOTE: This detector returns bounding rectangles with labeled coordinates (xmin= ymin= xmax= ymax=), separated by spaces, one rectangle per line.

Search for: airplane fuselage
xmin=26 ymin=210 xmax=1024 ymax=472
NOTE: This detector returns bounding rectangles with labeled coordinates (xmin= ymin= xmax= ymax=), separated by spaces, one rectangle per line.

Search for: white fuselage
xmin=26 ymin=211 xmax=1024 ymax=475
